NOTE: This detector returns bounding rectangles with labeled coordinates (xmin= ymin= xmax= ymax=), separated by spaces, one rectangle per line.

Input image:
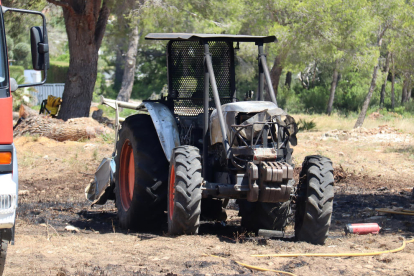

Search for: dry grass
xmin=293 ymin=113 xmax=414 ymax=133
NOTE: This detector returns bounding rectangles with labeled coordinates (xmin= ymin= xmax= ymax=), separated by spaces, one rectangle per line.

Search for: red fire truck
xmin=0 ymin=2 xmax=49 ymax=274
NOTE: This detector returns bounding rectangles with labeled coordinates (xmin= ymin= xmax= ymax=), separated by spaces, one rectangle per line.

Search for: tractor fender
xmin=143 ymin=102 xmax=180 ymax=162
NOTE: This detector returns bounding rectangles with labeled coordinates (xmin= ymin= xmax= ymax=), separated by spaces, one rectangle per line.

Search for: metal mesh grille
xmin=168 ymin=40 xmax=234 ymax=116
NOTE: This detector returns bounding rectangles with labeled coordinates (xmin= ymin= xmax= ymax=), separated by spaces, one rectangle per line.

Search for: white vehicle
xmin=0 ymin=2 xmax=49 ymax=274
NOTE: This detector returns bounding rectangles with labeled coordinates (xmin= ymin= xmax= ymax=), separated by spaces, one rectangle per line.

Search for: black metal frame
xmin=201 ymin=39 xmax=279 ymax=178
xmin=166 ymin=40 xmax=235 ymax=116
xmin=2 ymin=6 xmax=49 ymax=88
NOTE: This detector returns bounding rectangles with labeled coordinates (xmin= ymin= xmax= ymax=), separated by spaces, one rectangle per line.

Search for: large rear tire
xmin=114 ymin=115 xmax=169 ymax=230
xmin=238 ymin=200 xmax=291 ymax=232
xmin=295 ymin=155 xmax=334 ymax=245
xmin=168 ymin=146 xmax=202 ymax=235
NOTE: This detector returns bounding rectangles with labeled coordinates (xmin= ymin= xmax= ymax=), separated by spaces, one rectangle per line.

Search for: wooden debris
xmin=19 ymin=104 xmax=38 ymax=118
xmin=14 ymin=105 xmax=113 ymax=141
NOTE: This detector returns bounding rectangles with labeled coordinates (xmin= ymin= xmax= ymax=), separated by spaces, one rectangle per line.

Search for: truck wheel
xmin=238 ymin=200 xmax=291 ymax=232
xmin=168 ymin=146 xmax=202 ymax=235
xmin=114 ymin=115 xmax=169 ymax=230
xmin=0 ymin=239 xmax=8 ymax=275
xmin=295 ymin=155 xmax=334 ymax=245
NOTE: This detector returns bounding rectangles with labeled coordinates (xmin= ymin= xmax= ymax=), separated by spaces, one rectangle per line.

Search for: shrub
xmin=277 ymin=86 xmax=304 ymax=113
xmin=299 ymin=86 xmax=330 ymax=113
xmin=298 ymin=118 xmax=316 ymax=131
xmin=47 ymin=60 xmax=69 ymax=83
xmin=13 ymin=42 xmax=30 ymax=61
xmin=404 ymin=101 xmax=414 ymax=114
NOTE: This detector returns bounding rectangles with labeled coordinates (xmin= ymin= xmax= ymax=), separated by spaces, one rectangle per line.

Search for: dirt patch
xmin=4 ymin=129 xmax=414 ymax=276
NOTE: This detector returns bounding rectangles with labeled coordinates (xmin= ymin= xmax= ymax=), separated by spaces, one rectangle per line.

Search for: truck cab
xmin=0 ymin=2 xmax=49 ymax=274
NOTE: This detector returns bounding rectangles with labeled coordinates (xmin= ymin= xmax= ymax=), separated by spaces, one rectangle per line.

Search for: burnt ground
xmin=4 ymin=132 xmax=414 ymax=276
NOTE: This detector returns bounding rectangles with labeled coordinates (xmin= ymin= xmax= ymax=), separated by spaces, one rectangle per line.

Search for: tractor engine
xmin=209 ymin=101 xmax=298 ymax=203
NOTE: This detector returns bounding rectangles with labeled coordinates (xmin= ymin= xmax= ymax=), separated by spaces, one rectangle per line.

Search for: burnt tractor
xmin=87 ymin=33 xmax=334 ymax=245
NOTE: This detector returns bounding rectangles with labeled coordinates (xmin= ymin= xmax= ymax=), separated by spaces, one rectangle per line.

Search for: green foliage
xmin=39 ymin=0 xmax=414 ymax=121
xmin=47 ymin=60 xmax=69 ymax=83
xmin=276 ymin=86 xmax=304 ymax=113
xmin=333 ymin=71 xmax=372 ymax=113
xmin=6 ymin=35 xmax=14 ymax=52
xmin=13 ymin=42 xmax=30 ymax=61
xmin=298 ymin=86 xmax=331 ymax=114
xmin=404 ymin=101 xmax=414 ymax=113
xmin=54 ymin=53 xmax=70 ymax=63
xmin=131 ymin=50 xmax=167 ymax=99
xmin=9 ymin=65 xmax=24 ymax=80
xmin=297 ymin=118 xmax=316 ymax=132
xmin=100 ymin=132 xmax=115 ymax=144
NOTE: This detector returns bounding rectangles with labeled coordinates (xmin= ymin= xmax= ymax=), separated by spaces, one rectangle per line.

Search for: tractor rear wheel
xmin=295 ymin=155 xmax=334 ymax=245
xmin=168 ymin=146 xmax=202 ymax=235
xmin=238 ymin=200 xmax=291 ymax=232
xmin=114 ymin=115 xmax=169 ymax=230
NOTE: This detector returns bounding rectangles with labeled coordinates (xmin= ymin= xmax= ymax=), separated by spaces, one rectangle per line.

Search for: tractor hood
xmin=210 ymin=101 xmax=287 ymax=145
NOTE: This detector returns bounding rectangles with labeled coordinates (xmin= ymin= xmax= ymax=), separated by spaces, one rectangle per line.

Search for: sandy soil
xmin=4 ymin=127 xmax=414 ymax=276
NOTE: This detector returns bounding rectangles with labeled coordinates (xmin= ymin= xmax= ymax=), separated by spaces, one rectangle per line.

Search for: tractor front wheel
xmin=295 ymin=155 xmax=334 ymax=245
xmin=168 ymin=146 xmax=202 ymax=235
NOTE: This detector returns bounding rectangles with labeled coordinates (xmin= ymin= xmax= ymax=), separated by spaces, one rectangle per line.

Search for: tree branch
xmin=94 ymin=0 xmax=110 ymax=50
xmin=47 ymin=0 xmax=69 ymax=8
xmin=85 ymin=0 xmax=100 ymax=31
xmin=47 ymin=0 xmax=75 ymax=14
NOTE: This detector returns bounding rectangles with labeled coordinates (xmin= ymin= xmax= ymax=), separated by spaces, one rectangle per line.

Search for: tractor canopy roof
xmin=145 ymin=33 xmax=277 ymax=43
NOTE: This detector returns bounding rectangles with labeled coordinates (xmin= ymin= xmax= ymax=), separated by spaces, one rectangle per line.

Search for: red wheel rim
xmin=169 ymin=164 xmax=175 ymax=220
xmin=120 ymin=139 xmax=135 ymax=211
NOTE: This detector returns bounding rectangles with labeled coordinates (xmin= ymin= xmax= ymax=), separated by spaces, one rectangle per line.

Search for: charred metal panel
xmin=210 ymin=101 xmax=281 ymax=145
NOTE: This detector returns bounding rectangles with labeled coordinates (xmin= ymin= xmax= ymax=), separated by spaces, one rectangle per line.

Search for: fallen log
xmin=19 ymin=104 xmax=38 ymax=118
xmin=12 ymin=112 xmax=19 ymax=121
xmin=14 ymin=107 xmax=113 ymax=141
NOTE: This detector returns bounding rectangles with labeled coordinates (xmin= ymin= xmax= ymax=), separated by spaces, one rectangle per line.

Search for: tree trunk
xmin=380 ymin=52 xmax=391 ymax=108
xmin=326 ymin=59 xmax=339 ymax=116
xmin=354 ymin=27 xmax=387 ymax=129
xmin=391 ymin=53 xmax=395 ymax=110
xmin=112 ymin=0 xmax=128 ymax=91
xmin=311 ymin=61 xmax=318 ymax=87
xmin=298 ymin=72 xmax=308 ymax=90
xmin=113 ymin=47 xmax=125 ymax=91
xmin=269 ymin=55 xmax=283 ymax=97
xmin=116 ymin=24 xmax=140 ymax=102
xmin=48 ymin=0 xmax=110 ymax=121
xmin=401 ymin=76 xmax=409 ymax=104
xmin=285 ymin=71 xmax=292 ymax=89
xmin=354 ymin=62 xmax=380 ymax=128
